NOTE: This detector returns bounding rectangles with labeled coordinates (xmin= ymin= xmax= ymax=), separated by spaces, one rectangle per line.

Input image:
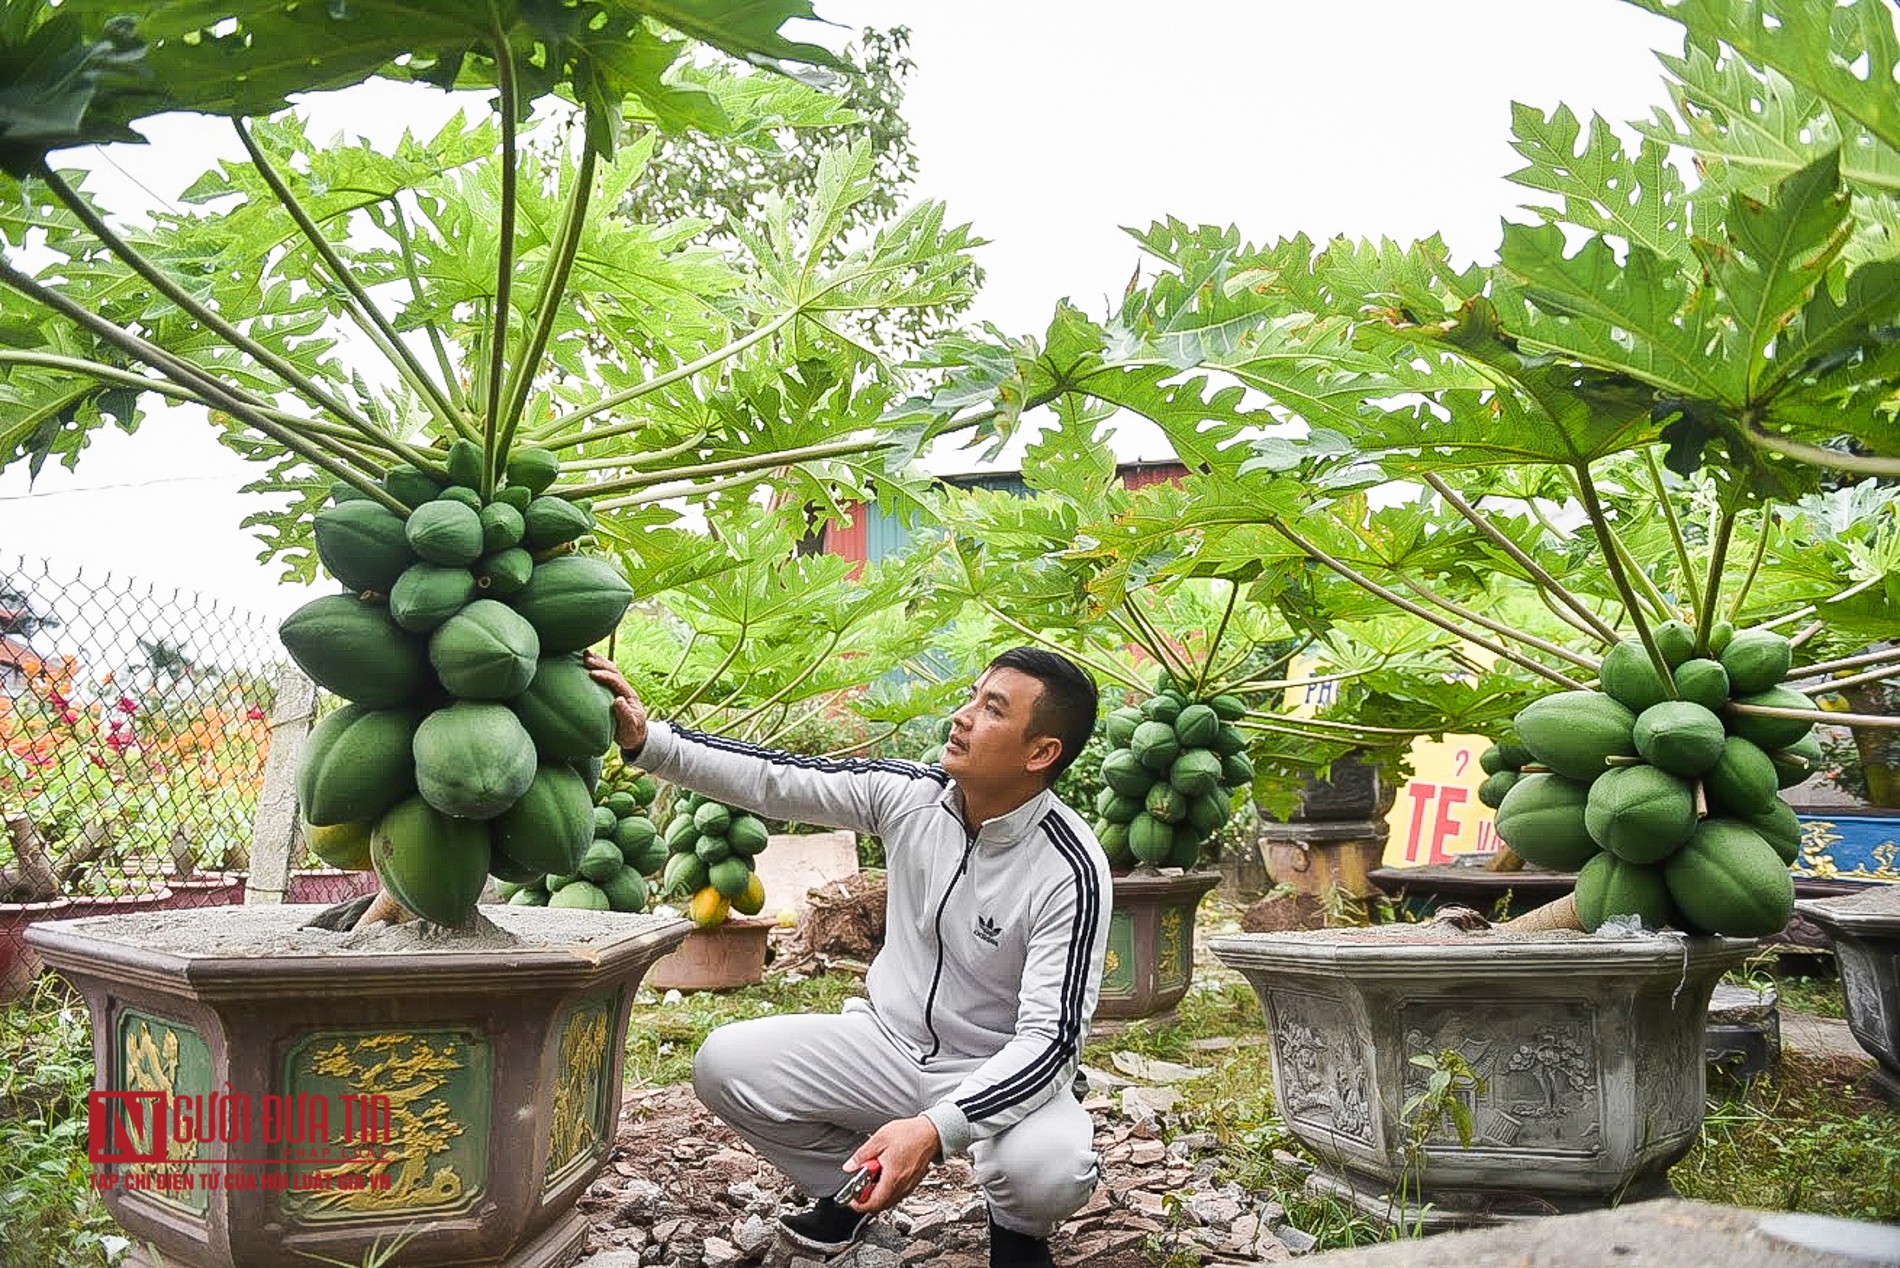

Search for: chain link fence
xmin=0 ymin=555 xmax=374 ymax=997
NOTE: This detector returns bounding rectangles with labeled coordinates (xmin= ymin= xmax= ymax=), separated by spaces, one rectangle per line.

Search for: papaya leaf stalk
xmin=535 ymin=311 xmax=799 ymax=446
xmin=562 ymin=431 xmax=706 ymax=471
xmin=1729 ymin=702 xmax=1900 ymax=730
xmin=1423 ymin=473 xmax=1618 ymax=643
xmin=37 ymin=166 xmax=409 ymax=454
xmin=1807 ymin=660 xmax=1900 ymax=695
xmin=482 ymin=22 xmax=521 ymax=489
xmin=494 ymin=118 xmax=598 ymax=479
xmin=233 ymin=120 xmax=461 ymax=444
xmin=1389 ymin=569 xmax=1600 ymax=672
xmin=1743 ymin=421 xmax=1900 ymax=477
xmin=570 ymin=436 xmax=884 ymax=500
xmin=1726 ymin=506 xmax=1774 ymax=621
xmin=385 ymin=202 xmax=472 ymax=423
xmin=1196 ymin=580 xmax=1241 ymax=698
xmin=1568 ymin=463 xmax=1676 ymax=693
xmin=1268 ymin=516 xmax=1590 ymax=690
xmin=1791 ymin=645 xmax=1900 ymax=680
xmin=1643 ymin=449 xmax=1699 ymax=606
xmin=0 ymin=258 xmax=401 ymax=511
xmin=1694 ymin=509 xmax=1737 ymax=655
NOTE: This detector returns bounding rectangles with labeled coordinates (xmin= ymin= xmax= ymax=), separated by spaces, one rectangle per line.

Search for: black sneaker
xmin=778 ymin=1197 xmax=873 ymax=1256
xmin=989 ymin=1212 xmax=1056 ymax=1268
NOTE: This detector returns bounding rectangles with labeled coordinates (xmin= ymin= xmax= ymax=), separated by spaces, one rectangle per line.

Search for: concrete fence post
xmin=245 ymin=664 xmax=316 ymax=905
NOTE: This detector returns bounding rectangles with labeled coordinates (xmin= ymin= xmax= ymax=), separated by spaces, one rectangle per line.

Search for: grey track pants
xmin=692 ymin=1004 xmax=1100 ymax=1237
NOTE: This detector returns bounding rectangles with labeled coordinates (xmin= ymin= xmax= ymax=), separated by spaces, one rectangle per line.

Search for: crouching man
xmin=589 ymin=648 xmax=1110 ymax=1268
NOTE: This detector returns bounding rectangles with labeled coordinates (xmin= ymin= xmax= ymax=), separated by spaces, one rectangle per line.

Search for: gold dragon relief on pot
xmin=280 ymin=1029 xmax=491 ymax=1222
xmin=1269 ymin=991 xmax=1371 ymax=1143
xmin=1400 ymin=1005 xmax=1601 ymax=1154
xmin=1155 ymin=905 xmax=1192 ymax=992
xmin=544 ymin=995 xmax=615 ymax=1191
xmin=117 ymin=1011 xmax=211 ymax=1215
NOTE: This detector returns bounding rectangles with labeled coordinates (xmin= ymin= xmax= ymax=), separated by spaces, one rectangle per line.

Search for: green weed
xmin=0 ymin=977 xmax=121 ymax=1268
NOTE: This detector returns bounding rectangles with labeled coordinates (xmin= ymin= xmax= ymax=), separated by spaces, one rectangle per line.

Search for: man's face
xmin=940 ymin=667 xmax=1059 ymax=786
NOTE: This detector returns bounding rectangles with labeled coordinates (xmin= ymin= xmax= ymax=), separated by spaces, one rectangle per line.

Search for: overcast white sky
xmin=1 ymin=0 xmax=1684 ymax=626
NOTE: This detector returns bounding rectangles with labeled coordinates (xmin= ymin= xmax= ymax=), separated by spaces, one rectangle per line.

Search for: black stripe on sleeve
xmin=670 ymin=725 xmax=950 ymax=787
xmin=955 ymin=814 xmax=1101 ymax=1122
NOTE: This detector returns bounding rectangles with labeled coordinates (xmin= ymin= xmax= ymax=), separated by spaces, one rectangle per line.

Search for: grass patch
xmin=0 ymin=978 xmax=119 ymax=1268
xmin=623 ymin=971 xmax=866 ymax=1087
xmin=1672 ymin=1053 xmax=1900 ymax=1220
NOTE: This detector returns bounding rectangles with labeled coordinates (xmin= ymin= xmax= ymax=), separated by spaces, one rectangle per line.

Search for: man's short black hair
xmin=987 ymin=647 xmax=1098 ymax=785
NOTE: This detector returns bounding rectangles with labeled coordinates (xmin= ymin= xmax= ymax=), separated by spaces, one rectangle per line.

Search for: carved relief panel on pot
xmin=1267 ymin=989 xmax=1373 ymax=1145
xmin=1399 ymin=1002 xmax=1602 ymax=1154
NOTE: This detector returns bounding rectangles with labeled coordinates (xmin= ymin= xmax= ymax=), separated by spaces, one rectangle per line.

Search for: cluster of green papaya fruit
xmin=284 ymin=440 xmax=634 ymax=926
xmin=655 ymin=793 xmax=769 ymax=928
xmin=501 ymin=775 xmax=664 ymax=911
xmin=1488 ymin=619 xmax=1813 ymax=937
xmin=1092 ymin=669 xmax=1253 ymax=870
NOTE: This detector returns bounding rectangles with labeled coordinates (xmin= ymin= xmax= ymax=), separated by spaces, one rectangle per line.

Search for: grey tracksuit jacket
xmin=630 ymin=722 xmax=1112 ymax=1156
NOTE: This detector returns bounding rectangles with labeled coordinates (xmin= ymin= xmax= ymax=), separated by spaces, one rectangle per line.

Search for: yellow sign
xmin=1384 ymin=734 xmax=1500 ymax=867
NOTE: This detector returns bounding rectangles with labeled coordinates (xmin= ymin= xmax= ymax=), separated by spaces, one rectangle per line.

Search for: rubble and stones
xmin=575 ymin=1074 xmax=1314 ymax=1268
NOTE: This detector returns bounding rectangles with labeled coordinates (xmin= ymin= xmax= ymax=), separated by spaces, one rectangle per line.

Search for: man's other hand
xmin=842 ymin=1115 xmax=939 ymax=1213
xmin=586 ymin=652 xmax=648 ymax=753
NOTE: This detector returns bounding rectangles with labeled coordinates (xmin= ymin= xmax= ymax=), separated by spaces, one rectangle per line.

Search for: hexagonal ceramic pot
xmin=1211 ymin=928 xmax=1752 ymax=1228
xmin=29 ymin=905 xmax=690 ymax=1268
xmin=1093 ymin=868 xmax=1220 ymax=1027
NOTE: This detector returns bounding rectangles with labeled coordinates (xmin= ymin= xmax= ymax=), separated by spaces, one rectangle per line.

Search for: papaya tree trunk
xmin=1844 ymin=683 xmax=1899 ymax=808
xmin=0 ymin=813 xmax=58 ymax=902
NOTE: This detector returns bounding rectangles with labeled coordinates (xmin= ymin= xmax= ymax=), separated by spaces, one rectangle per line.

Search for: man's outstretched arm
xmin=587 ymin=653 xmax=944 ymax=836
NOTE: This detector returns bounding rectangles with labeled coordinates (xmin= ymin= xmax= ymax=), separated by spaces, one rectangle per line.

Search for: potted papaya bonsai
xmin=898 ymin=0 xmax=1900 ymax=1222
xmin=3 ymin=4 xmax=979 ymax=1265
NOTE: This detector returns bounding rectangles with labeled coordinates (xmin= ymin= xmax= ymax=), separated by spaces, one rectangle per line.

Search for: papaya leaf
xmin=1506 ymin=101 xmax=1710 ymax=265
xmin=1498 ymin=223 xmax=1725 ymax=403
xmin=1767 ymin=255 xmax=1900 ymax=401
xmin=0 ymin=9 xmax=159 ymax=176
xmin=1624 ymin=0 xmax=1900 ymax=163
xmin=1634 ymin=34 xmax=1900 ymax=200
xmin=1696 ymin=149 xmax=1852 ymax=398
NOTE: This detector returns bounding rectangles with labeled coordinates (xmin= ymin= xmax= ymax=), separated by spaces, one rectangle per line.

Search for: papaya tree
xmin=0 ymin=3 xmax=980 ymax=929
xmin=896 ymin=0 xmax=1900 ymax=934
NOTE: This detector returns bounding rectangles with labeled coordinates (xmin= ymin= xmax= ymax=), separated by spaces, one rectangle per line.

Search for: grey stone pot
xmin=1795 ymin=890 xmax=1900 ymax=1103
xmin=1211 ymin=927 xmax=1753 ymax=1228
